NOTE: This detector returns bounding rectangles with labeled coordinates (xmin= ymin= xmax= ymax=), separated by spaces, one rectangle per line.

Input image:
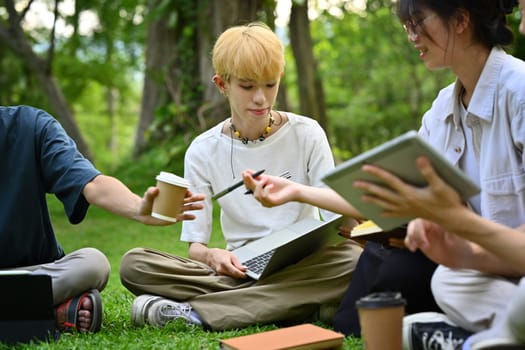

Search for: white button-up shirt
xmin=419 ymin=47 xmax=525 ymax=228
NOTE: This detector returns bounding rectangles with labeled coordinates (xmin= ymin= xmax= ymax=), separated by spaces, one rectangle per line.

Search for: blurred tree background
xmin=1 ymin=0 xmax=523 ymax=175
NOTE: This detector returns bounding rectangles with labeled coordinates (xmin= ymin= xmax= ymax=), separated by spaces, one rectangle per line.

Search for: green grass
xmin=2 ymin=168 xmax=364 ymax=350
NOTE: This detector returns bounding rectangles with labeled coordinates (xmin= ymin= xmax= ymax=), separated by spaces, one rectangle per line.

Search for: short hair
xmin=212 ymin=22 xmax=285 ymax=82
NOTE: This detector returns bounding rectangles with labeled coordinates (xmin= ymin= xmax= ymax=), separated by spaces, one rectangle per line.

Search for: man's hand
xmin=242 ymin=170 xmax=299 ymax=207
xmin=206 ymin=248 xmax=248 ymax=279
xmin=354 ymin=157 xmax=464 ymax=223
xmin=138 ymin=188 xmax=205 ymax=225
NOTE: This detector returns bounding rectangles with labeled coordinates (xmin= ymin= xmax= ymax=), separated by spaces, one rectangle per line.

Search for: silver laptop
xmin=233 ymin=214 xmax=345 ymax=280
xmin=0 ymin=271 xmax=58 ymax=344
xmin=322 ymin=130 xmax=480 ymax=231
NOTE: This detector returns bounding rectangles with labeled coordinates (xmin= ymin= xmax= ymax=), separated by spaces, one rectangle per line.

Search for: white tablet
xmin=322 ymin=130 xmax=480 ymax=230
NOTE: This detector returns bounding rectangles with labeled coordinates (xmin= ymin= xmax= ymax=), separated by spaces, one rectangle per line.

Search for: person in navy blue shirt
xmin=0 ymin=105 xmax=204 ymax=333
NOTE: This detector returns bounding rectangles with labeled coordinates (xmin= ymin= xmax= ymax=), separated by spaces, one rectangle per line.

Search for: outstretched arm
xmin=83 ymin=174 xmax=205 ymax=225
xmin=242 ymin=170 xmax=364 ymax=219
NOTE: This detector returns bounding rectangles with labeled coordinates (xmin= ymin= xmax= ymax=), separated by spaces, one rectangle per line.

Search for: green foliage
xmin=311 ymin=2 xmax=455 ymax=162
xmin=507 ymin=8 xmax=525 ymax=61
xmin=142 ymin=0 xmax=206 ymax=148
xmin=0 ymin=48 xmax=48 ymax=107
xmin=4 ymin=0 xmax=525 ymax=170
xmin=72 ymin=78 xmax=141 ymax=172
xmin=114 ymin=133 xmax=191 ymax=192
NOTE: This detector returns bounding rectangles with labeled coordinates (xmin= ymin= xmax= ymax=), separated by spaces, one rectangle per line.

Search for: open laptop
xmin=322 ymin=130 xmax=480 ymax=231
xmin=232 ymin=214 xmax=345 ymax=280
xmin=0 ymin=271 xmax=58 ymax=344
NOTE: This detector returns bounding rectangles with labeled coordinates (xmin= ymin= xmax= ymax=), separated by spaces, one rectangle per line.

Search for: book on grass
xmin=219 ymin=323 xmax=344 ymax=350
xmin=350 ymin=220 xmax=407 ymax=246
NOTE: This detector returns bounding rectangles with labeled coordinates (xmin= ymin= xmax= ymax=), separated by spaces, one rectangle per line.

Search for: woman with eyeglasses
xmin=353 ymin=0 xmax=525 ymax=349
xmin=244 ymin=0 xmax=525 ymax=348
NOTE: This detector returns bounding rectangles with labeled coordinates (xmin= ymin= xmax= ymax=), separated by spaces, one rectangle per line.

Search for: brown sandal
xmin=55 ymin=289 xmax=103 ymax=333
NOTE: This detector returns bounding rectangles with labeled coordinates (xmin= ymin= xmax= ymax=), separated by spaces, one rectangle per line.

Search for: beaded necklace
xmin=229 ymin=114 xmax=275 ymax=144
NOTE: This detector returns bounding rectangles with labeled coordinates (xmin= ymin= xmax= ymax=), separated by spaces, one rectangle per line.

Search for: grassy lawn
xmin=2 ymin=178 xmax=364 ymax=349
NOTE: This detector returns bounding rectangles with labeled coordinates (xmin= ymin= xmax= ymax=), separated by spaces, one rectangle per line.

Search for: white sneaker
xmin=131 ymin=294 xmax=202 ymax=327
xmin=465 ymin=327 xmax=524 ymax=350
xmin=131 ymin=294 xmax=163 ymax=327
xmin=469 ymin=338 xmax=525 ymax=350
xmin=403 ymin=312 xmax=473 ymax=350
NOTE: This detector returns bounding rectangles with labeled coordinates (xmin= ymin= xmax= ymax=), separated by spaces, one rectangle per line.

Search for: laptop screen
xmin=0 ymin=273 xmax=57 ymax=344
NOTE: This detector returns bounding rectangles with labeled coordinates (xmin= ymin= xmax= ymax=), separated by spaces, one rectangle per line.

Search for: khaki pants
xmin=4 ymin=247 xmax=110 ymax=305
xmin=120 ymin=241 xmax=362 ymax=330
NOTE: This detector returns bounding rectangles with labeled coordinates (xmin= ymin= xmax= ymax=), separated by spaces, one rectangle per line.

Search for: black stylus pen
xmin=244 ymin=170 xmax=292 ymax=195
xmin=211 ymin=169 xmax=265 ymax=200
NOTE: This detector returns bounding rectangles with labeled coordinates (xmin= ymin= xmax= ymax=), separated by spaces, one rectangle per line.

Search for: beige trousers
xmin=120 ymin=241 xmax=362 ymax=330
xmin=4 ymin=247 xmax=110 ymax=305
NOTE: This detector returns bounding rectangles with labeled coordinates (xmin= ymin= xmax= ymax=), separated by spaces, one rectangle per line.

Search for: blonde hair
xmin=212 ymin=22 xmax=285 ymax=82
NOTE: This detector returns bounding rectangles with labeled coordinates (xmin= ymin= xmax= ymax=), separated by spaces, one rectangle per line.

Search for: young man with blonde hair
xmin=120 ymin=22 xmax=362 ymax=331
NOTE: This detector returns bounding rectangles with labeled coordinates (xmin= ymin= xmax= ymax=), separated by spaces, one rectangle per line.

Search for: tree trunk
xmin=107 ymin=87 xmax=118 ymax=164
xmin=133 ymin=0 xmax=179 ymax=156
xmin=288 ymin=1 xmax=329 ymax=134
xmin=196 ymin=0 xmax=269 ymax=127
xmin=134 ymin=0 xmax=269 ymax=157
xmin=0 ymin=0 xmax=93 ymax=161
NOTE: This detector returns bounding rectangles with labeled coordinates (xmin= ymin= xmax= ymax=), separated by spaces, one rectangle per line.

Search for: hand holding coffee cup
xmin=151 ymin=171 xmax=191 ymax=223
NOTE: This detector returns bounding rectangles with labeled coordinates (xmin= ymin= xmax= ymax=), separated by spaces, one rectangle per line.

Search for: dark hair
xmin=397 ymin=0 xmax=517 ymax=47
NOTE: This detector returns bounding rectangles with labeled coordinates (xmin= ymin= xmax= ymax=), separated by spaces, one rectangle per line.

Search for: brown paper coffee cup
xmin=356 ymin=292 xmax=406 ymax=350
xmin=151 ymin=171 xmax=191 ymax=222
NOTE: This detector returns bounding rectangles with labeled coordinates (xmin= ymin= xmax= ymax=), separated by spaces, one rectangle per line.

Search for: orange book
xmin=219 ymin=324 xmax=344 ymax=350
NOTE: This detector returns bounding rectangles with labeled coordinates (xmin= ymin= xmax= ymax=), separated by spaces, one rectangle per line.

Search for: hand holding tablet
xmin=322 ymin=130 xmax=480 ymax=230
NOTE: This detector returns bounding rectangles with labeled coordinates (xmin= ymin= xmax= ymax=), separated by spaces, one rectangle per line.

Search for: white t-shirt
xmin=181 ymin=112 xmax=336 ymax=250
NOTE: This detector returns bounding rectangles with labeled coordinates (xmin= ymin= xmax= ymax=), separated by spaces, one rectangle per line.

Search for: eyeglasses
xmin=403 ymin=14 xmax=436 ymax=36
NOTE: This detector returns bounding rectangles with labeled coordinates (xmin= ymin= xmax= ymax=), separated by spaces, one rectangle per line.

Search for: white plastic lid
xmin=155 ymin=171 xmax=191 ymax=187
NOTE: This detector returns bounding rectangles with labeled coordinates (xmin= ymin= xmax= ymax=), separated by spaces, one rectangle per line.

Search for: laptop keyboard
xmin=243 ymin=249 xmax=276 ymax=274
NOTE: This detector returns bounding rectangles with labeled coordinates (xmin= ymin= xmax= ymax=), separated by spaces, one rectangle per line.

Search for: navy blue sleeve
xmin=0 ymin=105 xmax=101 ymax=267
xmin=36 ymin=110 xmax=101 ymax=224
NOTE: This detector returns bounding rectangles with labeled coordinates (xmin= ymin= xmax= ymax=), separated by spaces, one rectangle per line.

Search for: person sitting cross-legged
xmin=0 ymin=105 xmax=204 ymax=334
xmin=119 ymin=22 xmax=363 ymax=331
